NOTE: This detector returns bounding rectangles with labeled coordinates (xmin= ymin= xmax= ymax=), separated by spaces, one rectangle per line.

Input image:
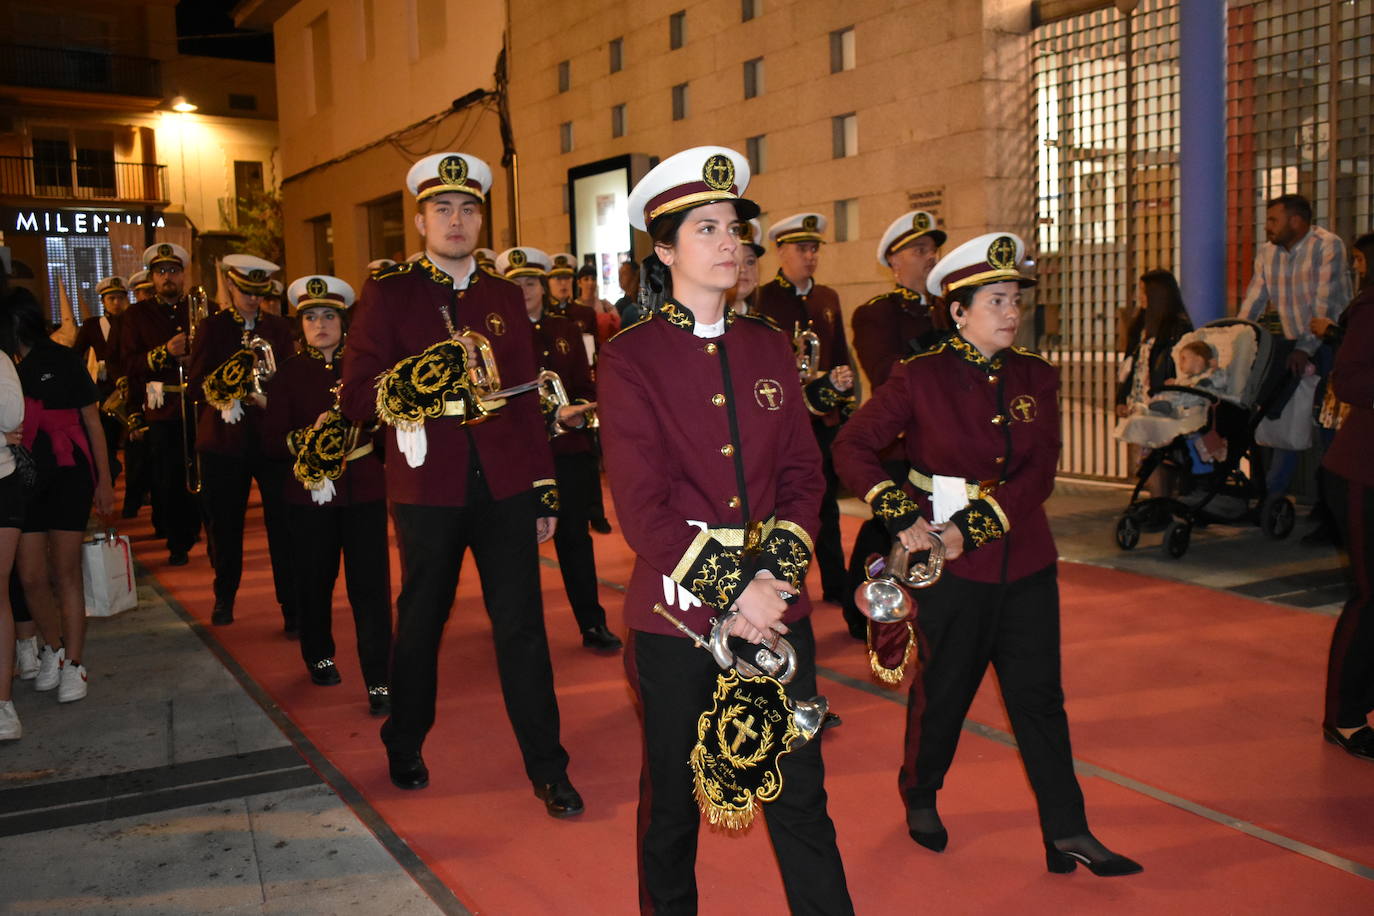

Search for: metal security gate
xmin=1032 ymin=0 xmax=1372 ymax=481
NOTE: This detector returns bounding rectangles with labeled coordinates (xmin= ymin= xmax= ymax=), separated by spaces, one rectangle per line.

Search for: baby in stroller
xmin=1148 ymin=340 xmax=1228 ymax=417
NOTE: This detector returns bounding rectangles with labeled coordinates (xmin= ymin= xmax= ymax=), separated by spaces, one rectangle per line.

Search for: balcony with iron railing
xmin=0 ymin=44 xmax=162 ymax=98
xmin=0 ymin=156 xmax=169 ymax=204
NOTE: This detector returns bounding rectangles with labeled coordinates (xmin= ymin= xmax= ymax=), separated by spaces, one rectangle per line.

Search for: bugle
xmin=247 ymin=334 xmax=277 ymax=395
xmin=178 ymin=285 xmax=211 ymax=494
xmin=792 ymin=322 xmax=824 ymax=382
xmin=854 ymin=532 xmax=945 ymax=624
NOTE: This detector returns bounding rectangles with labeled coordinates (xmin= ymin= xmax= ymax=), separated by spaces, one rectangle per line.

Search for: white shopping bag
xmin=1256 ymin=373 xmax=1317 ymax=451
xmin=83 ymin=531 xmax=138 ymax=617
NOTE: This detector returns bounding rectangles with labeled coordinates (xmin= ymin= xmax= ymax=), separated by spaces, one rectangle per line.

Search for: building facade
xmin=0 ymin=0 xmax=279 ymax=320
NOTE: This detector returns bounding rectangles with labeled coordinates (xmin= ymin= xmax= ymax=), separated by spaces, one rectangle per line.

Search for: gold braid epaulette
xmin=374 ymin=339 xmax=471 ymax=431
xmin=202 ymin=350 xmax=255 ymax=409
xmin=292 ymin=410 xmax=357 ymax=490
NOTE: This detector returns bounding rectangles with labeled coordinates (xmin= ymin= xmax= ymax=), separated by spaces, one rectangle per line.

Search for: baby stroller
xmin=1112 ymin=318 xmax=1297 ymax=558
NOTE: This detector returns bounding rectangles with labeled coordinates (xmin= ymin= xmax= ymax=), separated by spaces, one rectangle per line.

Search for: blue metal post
xmin=1178 ymin=0 xmax=1227 ymax=324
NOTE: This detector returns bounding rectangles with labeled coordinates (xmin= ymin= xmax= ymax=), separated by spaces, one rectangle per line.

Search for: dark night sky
xmin=176 ymin=0 xmax=274 ymax=63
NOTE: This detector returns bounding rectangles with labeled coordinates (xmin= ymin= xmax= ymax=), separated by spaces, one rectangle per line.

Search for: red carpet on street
xmin=126 ymin=493 xmax=1374 ymax=914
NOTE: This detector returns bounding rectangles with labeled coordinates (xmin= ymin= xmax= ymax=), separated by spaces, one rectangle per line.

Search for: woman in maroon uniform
xmin=262 ymin=275 xmax=391 ymax=716
xmin=833 ymin=232 xmax=1142 ymax=877
xmin=598 ymin=146 xmax=852 ymax=915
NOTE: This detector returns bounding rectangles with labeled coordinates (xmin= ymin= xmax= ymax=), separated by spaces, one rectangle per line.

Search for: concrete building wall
xmin=506 ymin=0 xmax=1036 ymax=323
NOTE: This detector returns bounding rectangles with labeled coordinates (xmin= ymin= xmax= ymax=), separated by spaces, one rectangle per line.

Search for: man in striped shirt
xmin=1239 ymin=193 xmax=1352 ymax=497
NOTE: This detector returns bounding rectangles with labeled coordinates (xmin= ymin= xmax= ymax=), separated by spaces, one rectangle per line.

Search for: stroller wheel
xmin=1261 ymin=495 xmax=1296 ymax=539
xmin=1115 ymin=515 xmax=1141 ymax=551
xmin=1163 ymin=520 xmax=1191 ymax=559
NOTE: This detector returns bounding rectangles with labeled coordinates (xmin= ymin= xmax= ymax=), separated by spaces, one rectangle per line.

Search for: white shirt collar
xmin=693 ymin=317 xmax=726 ymax=338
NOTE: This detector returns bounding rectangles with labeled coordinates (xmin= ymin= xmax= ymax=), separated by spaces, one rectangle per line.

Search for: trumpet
xmin=179 ymin=285 xmax=211 ymax=494
xmin=101 ymin=377 xmax=131 ymax=430
xmin=792 ymin=322 xmax=824 ymax=382
xmin=854 ymin=532 xmax=945 ymax=624
xmin=247 ymin=334 xmax=277 ymax=395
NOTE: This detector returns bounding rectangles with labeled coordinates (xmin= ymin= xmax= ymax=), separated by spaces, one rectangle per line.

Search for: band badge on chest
xmin=754 ymin=379 xmax=784 ymax=411
xmin=555 ymin=337 xmax=571 ymax=355
xmin=485 ymin=313 xmax=507 ymax=336
xmin=1010 ymin=394 xmax=1037 ymax=422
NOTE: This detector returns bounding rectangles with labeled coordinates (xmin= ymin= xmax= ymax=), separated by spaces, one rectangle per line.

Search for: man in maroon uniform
xmin=120 ymin=243 xmax=201 ymax=565
xmin=497 ymin=246 xmax=621 ymax=651
xmin=340 ymin=152 xmax=581 ymax=815
xmin=73 ymin=275 xmax=131 ymax=480
xmin=188 ymin=254 xmax=297 ymax=628
xmin=754 ymin=212 xmax=854 ymax=604
xmin=840 ymin=210 xmax=948 ymax=637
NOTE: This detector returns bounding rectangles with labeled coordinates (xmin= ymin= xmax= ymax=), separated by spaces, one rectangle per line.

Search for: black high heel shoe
xmin=1045 ymin=837 xmax=1143 ymax=877
xmin=907 ymin=807 xmax=948 ymax=853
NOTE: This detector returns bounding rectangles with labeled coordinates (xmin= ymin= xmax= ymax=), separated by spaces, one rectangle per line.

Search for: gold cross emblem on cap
xmin=306 ymin=277 xmax=328 ymax=298
xmin=701 ymin=154 xmax=735 ymax=191
xmin=802 ymin=215 xmax=819 ymax=232
xmin=509 ymin=249 xmax=527 ymax=267
xmin=249 ymin=269 xmax=266 ymax=282
xmin=158 ymin=244 xmax=172 ymax=256
xmin=914 ymin=212 xmax=931 ymax=231
xmin=438 ymin=155 xmax=468 ymax=185
xmin=987 ymin=236 xmax=1017 ymax=270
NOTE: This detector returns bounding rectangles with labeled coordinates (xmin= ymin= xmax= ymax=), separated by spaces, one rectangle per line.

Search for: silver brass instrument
xmin=247 ymin=334 xmax=277 ymax=395
xmin=101 ymin=377 xmax=131 ymax=431
xmin=792 ymin=322 xmax=824 ymax=382
xmin=179 ymin=285 xmax=211 ymax=494
xmin=854 ymin=532 xmax=945 ymax=624
xmin=653 ymin=603 xmax=829 ymax=746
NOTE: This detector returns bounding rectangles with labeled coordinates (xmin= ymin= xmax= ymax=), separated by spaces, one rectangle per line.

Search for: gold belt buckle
xmin=742 ymin=520 xmax=764 ymax=557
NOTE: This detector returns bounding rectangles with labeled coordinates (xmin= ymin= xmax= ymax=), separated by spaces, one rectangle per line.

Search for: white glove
xmin=397 ymin=426 xmax=427 ymax=468
xmin=931 ymin=475 xmax=970 ymax=525
xmin=310 ymin=478 xmax=336 ymax=505
xmin=146 ymin=381 xmax=165 ymax=409
xmin=220 ymin=399 xmax=243 ymax=425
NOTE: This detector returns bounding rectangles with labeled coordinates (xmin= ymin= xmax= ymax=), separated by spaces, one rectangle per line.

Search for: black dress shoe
xmin=211 ymin=602 xmax=234 ymax=626
xmin=168 ymin=551 xmax=189 ymax=566
xmin=367 ymin=685 xmax=391 ymax=718
xmin=589 ymin=517 xmax=613 ymax=534
xmin=1323 ymin=725 xmax=1374 ymax=761
xmin=907 ymin=807 xmax=947 ymax=852
xmin=1046 ymin=835 xmax=1144 ymax=876
xmin=534 ymin=778 xmax=585 ymax=818
xmin=387 ymin=750 xmax=429 ymax=790
xmin=581 ymin=624 xmax=623 ymax=651
xmin=309 ymin=658 xmax=342 ymax=686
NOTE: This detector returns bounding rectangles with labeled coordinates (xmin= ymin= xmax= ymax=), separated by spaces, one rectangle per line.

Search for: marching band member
xmin=496 ymin=246 xmax=621 ymax=652
xmin=755 ymin=213 xmax=854 ymax=605
xmin=473 ymin=247 xmax=497 ymax=271
xmin=599 ymin=146 xmax=852 ymax=914
xmin=120 ymin=270 xmax=156 ymax=518
xmin=340 ymin=152 xmax=582 ymax=814
xmin=727 ymin=217 xmax=765 ymax=315
xmin=832 ymin=233 xmax=1142 ymax=876
xmin=262 ymin=275 xmax=391 ymax=714
xmin=839 ymin=210 xmax=949 ymax=638
xmin=367 ymin=259 xmax=397 ymax=276
xmin=188 ymin=254 xmax=298 ymax=629
xmin=73 ymin=276 xmax=131 ymax=479
xmin=129 ymin=269 xmax=156 ymax=303
xmin=546 ymin=253 xmax=597 ymax=339
xmin=119 ymin=243 xmax=202 ymax=565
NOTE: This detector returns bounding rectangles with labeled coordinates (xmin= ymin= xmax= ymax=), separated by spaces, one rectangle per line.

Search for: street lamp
xmin=170 ymin=96 xmax=198 ymax=113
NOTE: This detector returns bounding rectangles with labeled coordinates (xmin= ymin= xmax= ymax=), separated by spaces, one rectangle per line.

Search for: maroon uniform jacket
xmin=850 ymin=285 xmax=949 ymax=390
xmin=73 ymin=312 xmax=126 ymax=397
xmin=549 ymin=299 xmax=598 ymax=340
xmin=832 ymin=335 xmax=1060 ymax=584
xmin=530 ymin=309 xmax=595 ymax=457
xmin=340 ymin=256 xmax=556 ymax=509
xmin=188 ymin=308 xmax=297 ymax=455
xmin=754 ymin=271 xmax=851 ymax=425
xmin=120 ymin=295 xmax=192 ymax=424
xmin=1324 ymin=285 xmax=1374 ymax=487
xmin=261 ymin=347 xmax=385 ymax=507
xmin=598 ymin=300 xmax=823 ymax=638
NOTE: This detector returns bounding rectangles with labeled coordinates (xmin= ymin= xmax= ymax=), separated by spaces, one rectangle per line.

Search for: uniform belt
xmin=707 ymin=516 xmax=777 ymax=552
xmin=907 ymin=469 xmax=1002 ymax=499
xmin=161 ymin=384 xmax=184 ymax=393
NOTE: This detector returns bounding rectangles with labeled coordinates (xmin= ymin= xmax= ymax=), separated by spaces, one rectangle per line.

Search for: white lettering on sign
xmin=8 ymin=209 xmax=165 ymax=235
xmin=15 ymin=212 xmax=37 ymax=232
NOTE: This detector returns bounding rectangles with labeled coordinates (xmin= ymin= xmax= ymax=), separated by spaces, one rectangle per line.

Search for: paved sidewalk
xmin=1 ymin=479 xmax=1347 ymax=914
xmin=0 ymin=574 xmax=452 ymax=915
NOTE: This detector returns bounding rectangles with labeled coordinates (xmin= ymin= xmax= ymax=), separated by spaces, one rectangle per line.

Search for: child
xmin=1148 ymin=340 xmax=1228 ymax=417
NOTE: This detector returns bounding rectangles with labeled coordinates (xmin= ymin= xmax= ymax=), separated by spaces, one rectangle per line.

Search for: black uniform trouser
xmin=98 ymin=412 xmax=122 ymax=482
xmin=121 ymin=433 xmax=154 ymax=517
xmin=147 ymin=418 xmax=200 ymax=553
xmin=199 ymin=450 xmax=295 ymax=620
xmin=811 ymin=420 xmax=847 ymax=600
xmin=288 ymin=500 xmax=392 ymax=688
xmin=588 ymin=434 xmax=609 ymax=521
xmin=552 ymin=451 xmax=608 ymax=632
xmin=1323 ymin=470 xmax=1374 ymax=729
xmin=626 ymin=619 xmax=852 ymax=916
xmin=899 ymin=564 xmax=1089 ymax=841
xmin=385 ymin=483 xmax=570 ymax=786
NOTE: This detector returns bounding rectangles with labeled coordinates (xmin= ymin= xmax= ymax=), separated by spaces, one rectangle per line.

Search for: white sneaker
xmin=34 ymin=646 xmax=64 ymax=692
xmin=15 ymin=637 xmax=39 ymax=679
xmin=0 ymin=699 xmax=19 ymax=739
xmin=58 ymin=662 xmax=87 ymax=703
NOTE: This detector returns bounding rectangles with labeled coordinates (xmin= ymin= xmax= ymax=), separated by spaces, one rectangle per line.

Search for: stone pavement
xmin=0 ymin=479 xmax=1346 ymax=913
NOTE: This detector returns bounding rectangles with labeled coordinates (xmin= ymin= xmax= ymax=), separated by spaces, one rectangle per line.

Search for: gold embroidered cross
xmin=758 ymin=383 xmax=779 ymax=408
xmin=730 ymin=715 xmax=759 ymax=752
